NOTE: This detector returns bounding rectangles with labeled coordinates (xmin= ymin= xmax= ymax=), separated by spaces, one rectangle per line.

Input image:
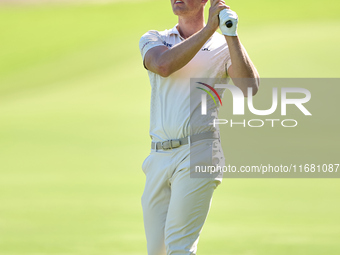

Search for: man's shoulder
xmin=140 ymin=26 xmax=177 ymax=40
xmin=211 ymin=32 xmax=227 ymax=43
xmin=141 ymin=29 xmax=161 ymax=36
xmin=206 ymin=32 xmax=228 ymax=50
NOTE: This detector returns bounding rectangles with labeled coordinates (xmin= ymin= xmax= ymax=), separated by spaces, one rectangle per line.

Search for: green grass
xmin=0 ymin=0 xmax=339 ymax=254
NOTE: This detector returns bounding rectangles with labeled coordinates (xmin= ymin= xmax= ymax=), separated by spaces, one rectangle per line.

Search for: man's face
xmin=171 ymin=0 xmax=207 ymax=16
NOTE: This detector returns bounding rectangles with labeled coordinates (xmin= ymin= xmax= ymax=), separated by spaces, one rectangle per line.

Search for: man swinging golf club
xmin=139 ymin=0 xmax=259 ymax=254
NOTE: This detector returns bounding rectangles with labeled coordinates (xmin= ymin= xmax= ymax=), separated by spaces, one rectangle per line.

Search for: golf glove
xmin=219 ymin=9 xmax=238 ymax=36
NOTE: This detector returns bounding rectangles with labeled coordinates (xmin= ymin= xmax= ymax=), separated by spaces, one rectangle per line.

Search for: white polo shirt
xmin=139 ymin=25 xmax=232 ymax=142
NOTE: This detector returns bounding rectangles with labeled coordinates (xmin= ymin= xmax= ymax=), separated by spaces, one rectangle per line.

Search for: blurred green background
xmin=0 ymin=0 xmax=339 ymax=254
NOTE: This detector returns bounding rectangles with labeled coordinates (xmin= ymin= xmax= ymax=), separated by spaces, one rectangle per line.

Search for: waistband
xmin=151 ymin=132 xmax=219 ymax=151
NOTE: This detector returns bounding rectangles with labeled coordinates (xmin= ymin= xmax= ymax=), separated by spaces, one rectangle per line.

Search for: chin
xmin=172 ymin=6 xmax=188 ymax=16
xmin=172 ymin=10 xmax=188 ymax=16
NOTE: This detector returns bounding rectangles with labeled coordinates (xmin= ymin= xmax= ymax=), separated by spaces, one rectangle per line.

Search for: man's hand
xmin=206 ymin=0 xmax=229 ymax=32
xmin=219 ymin=8 xmax=238 ymax=36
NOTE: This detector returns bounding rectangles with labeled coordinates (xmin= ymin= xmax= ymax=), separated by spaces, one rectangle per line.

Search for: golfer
xmin=139 ymin=0 xmax=259 ymax=254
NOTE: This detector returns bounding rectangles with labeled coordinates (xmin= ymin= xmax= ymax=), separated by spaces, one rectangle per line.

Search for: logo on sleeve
xmin=163 ymin=41 xmax=173 ymax=48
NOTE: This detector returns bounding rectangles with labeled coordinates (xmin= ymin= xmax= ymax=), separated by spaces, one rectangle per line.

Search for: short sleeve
xmin=139 ymin=30 xmax=165 ymax=62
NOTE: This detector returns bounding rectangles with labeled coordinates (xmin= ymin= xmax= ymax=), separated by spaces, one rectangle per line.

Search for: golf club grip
xmin=225 ymin=20 xmax=233 ymax=28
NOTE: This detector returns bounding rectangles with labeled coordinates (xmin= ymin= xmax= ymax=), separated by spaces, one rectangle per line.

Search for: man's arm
xmin=144 ymin=0 xmax=227 ymax=78
xmin=226 ymin=36 xmax=260 ymax=96
xmin=218 ymin=7 xmax=260 ymax=96
xmin=144 ymin=28 xmax=215 ymax=78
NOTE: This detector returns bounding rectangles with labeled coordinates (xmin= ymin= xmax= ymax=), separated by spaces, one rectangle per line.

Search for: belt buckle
xmin=161 ymin=140 xmax=172 ymax=150
xmin=161 ymin=139 xmax=181 ymax=150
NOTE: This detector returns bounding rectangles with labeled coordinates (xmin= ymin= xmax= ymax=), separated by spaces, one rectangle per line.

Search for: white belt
xmin=151 ymin=132 xmax=219 ymax=150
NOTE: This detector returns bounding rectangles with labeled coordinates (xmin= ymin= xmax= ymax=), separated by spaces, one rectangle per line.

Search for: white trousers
xmin=141 ymin=138 xmax=224 ymax=255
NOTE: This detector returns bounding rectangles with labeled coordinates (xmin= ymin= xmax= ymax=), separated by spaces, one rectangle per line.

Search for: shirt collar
xmin=169 ymin=24 xmax=184 ymax=40
xmin=168 ymin=24 xmax=214 ymax=41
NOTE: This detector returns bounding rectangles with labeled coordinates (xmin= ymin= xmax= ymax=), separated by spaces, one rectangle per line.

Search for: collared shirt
xmin=139 ymin=24 xmax=232 ymax=142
